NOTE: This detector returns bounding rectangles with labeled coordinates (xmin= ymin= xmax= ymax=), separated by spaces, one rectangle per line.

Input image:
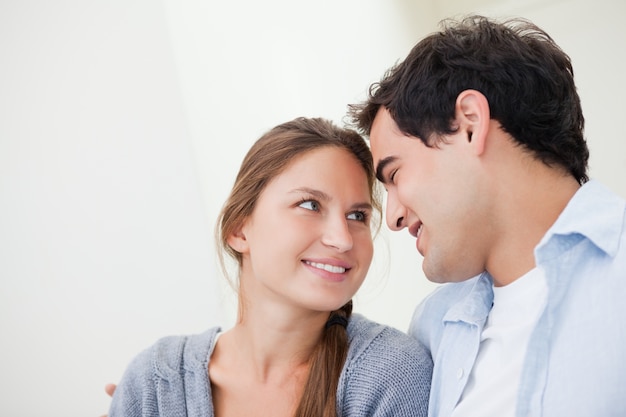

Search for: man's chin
xmin=423 ymin=263 xmax=483 ymax=284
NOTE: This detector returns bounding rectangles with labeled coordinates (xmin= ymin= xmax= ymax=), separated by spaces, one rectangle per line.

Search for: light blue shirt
xmin=409 ymin=180 xmax=626 ymax=417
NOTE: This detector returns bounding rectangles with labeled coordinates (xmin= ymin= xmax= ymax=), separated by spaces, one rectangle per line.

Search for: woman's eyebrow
xmin=351 ymin=202 xmax=373 ymax=211
xmin=289 ymin=187 xmax=331 ymax=201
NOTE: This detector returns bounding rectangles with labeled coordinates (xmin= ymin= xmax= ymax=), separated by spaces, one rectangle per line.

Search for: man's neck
xmin=485 ymin=155 xmax=580 ymax=286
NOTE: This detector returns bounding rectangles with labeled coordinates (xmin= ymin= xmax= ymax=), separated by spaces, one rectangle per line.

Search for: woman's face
xmin=232 ymin=146 xmax=374 ymax=313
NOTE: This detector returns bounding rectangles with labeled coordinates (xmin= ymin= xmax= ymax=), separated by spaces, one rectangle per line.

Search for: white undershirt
xmin=451 ymin=267 xmax=548 ymax=417
xmin=210 ymin=330 xmax=222 ymax=357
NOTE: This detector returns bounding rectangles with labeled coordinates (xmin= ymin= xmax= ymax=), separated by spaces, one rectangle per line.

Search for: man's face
xmin=369 ymin=107 xmax=492 ymax=283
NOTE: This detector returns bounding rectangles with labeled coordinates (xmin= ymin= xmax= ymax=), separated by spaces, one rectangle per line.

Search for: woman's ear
xmin=227 ymin=223 xmax=250 ymax=254
xmin=455 ymin=89 xmax=490 ymax=155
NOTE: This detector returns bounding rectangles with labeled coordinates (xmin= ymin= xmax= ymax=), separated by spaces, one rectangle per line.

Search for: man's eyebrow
xmin=375 ymin=156 xmax=397 ymax=183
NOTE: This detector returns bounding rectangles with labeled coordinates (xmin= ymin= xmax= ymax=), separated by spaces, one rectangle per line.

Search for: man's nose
xmin=386 ymin=191 xmax=407 ymax=231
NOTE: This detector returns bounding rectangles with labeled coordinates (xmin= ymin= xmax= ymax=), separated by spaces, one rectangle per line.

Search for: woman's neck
xmin=221 ymin=300 xmax=327 ymax=383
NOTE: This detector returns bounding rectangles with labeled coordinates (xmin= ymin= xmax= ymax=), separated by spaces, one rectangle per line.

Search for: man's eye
xmin=298 ymin=200 xmax=320 ymax=211
xmin=390 ymin=169 xmax=398 ymax=183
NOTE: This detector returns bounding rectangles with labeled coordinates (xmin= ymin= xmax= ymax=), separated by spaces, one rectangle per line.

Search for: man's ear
xmin=455 ymin=89 xmax=490 ymax=155
xmin=227 ymin=223 xmax=250 ymax=254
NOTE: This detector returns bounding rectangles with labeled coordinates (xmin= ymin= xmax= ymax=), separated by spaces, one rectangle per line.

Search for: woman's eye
xmin=298 ymin=200 xmax=320 ymax=211
xmin=347 ymin=211 xmax=368 ymax=223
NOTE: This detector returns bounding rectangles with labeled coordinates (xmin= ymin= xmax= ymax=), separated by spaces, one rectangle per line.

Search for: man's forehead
xmin=370 ymin=108 xmax=402 ymax=155
xmin=372 ymin=107 xmax=404 ymax=137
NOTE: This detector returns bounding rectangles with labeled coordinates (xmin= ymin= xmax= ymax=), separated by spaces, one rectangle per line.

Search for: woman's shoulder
xmin=339 ymin=314 xmax=432 ymax=416
xmin=346 ymin=314 xmax=430 ymax=365
xmin=126 ymin=326 xmax=221 ymax=377
xmin=152 ymin=326 xmax=221 ymax=375
xmin=109 ymin=326 xmax=221 ymax=416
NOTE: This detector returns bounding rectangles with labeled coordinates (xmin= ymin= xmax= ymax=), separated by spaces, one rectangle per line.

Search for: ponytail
xmin=294 ymin=301 xmax=353 ymax=417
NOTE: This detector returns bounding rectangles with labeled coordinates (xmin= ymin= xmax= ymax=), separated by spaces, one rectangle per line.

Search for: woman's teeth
xmin=305 ymin=261 xmax=346 ymax=273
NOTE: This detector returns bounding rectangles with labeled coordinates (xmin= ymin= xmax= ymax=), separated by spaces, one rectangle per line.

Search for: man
xmin=349 ymin=15 xmax=626 ymax=417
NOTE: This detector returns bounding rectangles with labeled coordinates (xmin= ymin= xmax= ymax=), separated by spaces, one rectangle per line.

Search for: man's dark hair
xmin=349 ymin=15 xmax=589 ymax=183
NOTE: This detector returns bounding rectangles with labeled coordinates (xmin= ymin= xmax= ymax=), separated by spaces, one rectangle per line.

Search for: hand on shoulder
xmin=98 ymin=383 xmax=117 ymax=417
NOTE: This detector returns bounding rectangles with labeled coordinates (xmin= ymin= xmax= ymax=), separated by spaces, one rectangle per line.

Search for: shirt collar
xmin=536 ymin=179 xmax=625 ymax=259
xmin=443 ymin=272 xmax=493 ymax=326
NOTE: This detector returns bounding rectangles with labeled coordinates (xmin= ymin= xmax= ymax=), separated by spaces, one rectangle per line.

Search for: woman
xmin=108 ymin=117 xmax=432 ymax=417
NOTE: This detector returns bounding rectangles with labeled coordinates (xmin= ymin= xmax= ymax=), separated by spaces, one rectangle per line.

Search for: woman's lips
xmin=302 ymin=258 xmax=352 ymax=282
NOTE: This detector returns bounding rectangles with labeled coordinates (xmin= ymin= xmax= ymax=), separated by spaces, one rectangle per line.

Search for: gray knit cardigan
xmin=109 ymin=314 xmax=432 ymax=416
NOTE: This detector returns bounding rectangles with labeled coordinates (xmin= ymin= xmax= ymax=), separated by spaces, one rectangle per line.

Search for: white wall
xmin=0 ymin=2 xmax=221 ymax=416
xmin=0 ymin=1 xmax=435 ymax=416
xmin=0 ymin=0 xmax=623 ymax=416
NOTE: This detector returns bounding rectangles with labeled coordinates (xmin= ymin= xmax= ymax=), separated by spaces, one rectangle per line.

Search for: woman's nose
xmin=321 ymin=216 xmax=353 ymax=252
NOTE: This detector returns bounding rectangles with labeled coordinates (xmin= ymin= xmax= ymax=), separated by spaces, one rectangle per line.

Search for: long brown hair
xmin=216 ymin=117 xmax=381 ymax=417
